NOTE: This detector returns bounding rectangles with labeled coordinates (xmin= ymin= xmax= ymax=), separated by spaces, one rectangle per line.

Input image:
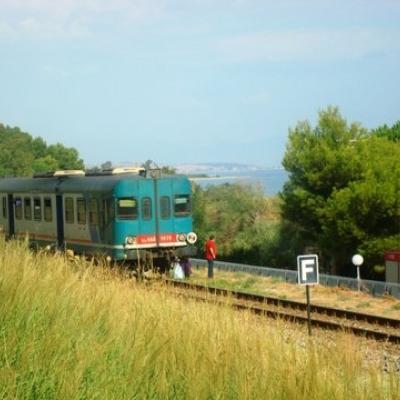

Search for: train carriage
xmin=0 ymin=168 xmax=197 ymax=271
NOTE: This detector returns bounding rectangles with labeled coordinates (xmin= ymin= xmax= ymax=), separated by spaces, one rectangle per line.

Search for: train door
xmin=63 ymin=195 xmax=91 ymax=250
xmin=156 ymin=179 xmax=175 ymax=239
xmin=7 ymin=194 xmax=14 ymax=237
xmin=56 ymin=194 xmax=64 ymax=248
xmin=137 ymin=179 xmax=158 ymax=243
xmin=100 ymin=197 xmax=114 ymax=244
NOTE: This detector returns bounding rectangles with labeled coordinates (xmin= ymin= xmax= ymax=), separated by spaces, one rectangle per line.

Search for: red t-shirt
xmin=205 ymin=239 xmax=217 ymax=261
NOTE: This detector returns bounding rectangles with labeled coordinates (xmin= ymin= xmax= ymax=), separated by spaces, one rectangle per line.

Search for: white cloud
xmin=0 ymin=0 xmax=163 ymax=15
xmin=0 ymin=0 xmax=166 ymax=38
xmin=217 ymin=29 xmax=400 ymax=62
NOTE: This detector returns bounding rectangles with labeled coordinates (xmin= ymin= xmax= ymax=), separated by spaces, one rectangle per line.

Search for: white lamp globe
xmin=352 ymin=254 xmax=364 ymax=267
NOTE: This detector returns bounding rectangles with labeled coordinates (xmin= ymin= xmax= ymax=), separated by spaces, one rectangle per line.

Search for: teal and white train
xmin=0 ymin=168 xmax=197 ymax=271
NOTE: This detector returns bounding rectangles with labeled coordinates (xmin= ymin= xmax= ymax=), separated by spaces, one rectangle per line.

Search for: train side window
xmin=141 ymin=197 xmax=152 ymax=220
xmin=15 ymin=197 xmax=22 ymax=220
xmin=160 ymin=196 xmax=171 ymax=219
xmin=24 ymin=197 xmax=32 ymax=220
xmin=89 ymin=199 xmax=98 ymax=225
xmin=174 ymin=194 xmax=191 ymax=216
xmin=34 ymin=197 xmax=42 ymax=221
xmin=2 ymin=197 xmax=7 ymax=219
xmin=117 ymin=198 xmax=137 ymax=220
xmin=77 ymin=198 xmax=86 ymax=225
xmin=65 ymin=197 xmax=74 ymax=223
xmin=44 ymin=198 xmax=52 ymax=222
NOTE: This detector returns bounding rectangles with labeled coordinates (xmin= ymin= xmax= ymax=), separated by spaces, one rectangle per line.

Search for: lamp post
xmin=352 ymin=254 xmax=364 ymax=291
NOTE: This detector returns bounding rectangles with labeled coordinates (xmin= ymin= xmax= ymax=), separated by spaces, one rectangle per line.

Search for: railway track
xmin=166 ymin=279 xmax=400 ymax=344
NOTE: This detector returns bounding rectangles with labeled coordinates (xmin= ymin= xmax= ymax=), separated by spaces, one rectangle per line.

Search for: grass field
xmin=1 ymin=238 xmax=399 ymax=399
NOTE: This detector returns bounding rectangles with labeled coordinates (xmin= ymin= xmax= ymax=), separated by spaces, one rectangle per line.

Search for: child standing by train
xmin=180 ymin=257 xmax=192 ymax=278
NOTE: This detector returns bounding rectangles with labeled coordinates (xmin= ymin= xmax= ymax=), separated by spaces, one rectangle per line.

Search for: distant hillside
xmin=174 ymin=162 xmax=282 ymax=175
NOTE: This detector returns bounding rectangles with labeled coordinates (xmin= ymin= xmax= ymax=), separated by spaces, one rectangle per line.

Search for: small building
xmin=385 ymin=251 xmax=400 ymax=284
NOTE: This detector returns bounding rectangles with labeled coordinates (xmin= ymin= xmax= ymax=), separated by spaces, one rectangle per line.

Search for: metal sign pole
xmin=306 ymin=284 xmax=312 ymax=336
xmin=297 ymin=254 xmax=319 ymax=337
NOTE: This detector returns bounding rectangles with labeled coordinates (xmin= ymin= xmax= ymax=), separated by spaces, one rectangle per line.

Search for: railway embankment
xmin=188 ymin=267 xmax=400 ymax=320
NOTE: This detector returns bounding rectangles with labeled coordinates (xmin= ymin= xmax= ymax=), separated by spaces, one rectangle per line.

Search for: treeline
xmin=87 ymin=159 xmax=177 ymax=175
xmin=0 ymin=124 xmax=84 ymax=177
xmin=193 ymin=107 xmax=400 ymax=278
xmin=0 ymin=125 xmax=177 ymax=177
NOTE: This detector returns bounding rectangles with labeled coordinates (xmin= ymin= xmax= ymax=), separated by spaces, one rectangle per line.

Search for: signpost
xmin=297 ymin=254 xmax=319 ymax=336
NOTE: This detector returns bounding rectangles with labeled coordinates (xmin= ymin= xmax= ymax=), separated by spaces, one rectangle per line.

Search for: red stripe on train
xmin=137 ymin=233 xmax=178 ymax=245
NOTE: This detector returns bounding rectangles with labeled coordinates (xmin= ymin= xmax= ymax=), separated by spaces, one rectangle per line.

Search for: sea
xmin=189 ymin=169 xmax=288 ymax=196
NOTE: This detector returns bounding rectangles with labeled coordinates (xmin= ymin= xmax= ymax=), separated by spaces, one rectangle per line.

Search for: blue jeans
xmin=207 ymin=259 xmax=214 ymax=278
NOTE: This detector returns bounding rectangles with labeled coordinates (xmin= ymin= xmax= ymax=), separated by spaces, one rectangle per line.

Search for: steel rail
xmin=166 ymin=279 xmax=400 ymax=343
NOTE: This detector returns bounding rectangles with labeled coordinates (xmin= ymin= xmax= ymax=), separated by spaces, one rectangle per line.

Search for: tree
xmin=372 ymin=121 xmax=400 ymax=142
xmin=321 ymin=137 xmax=400 ymax=274
xmin=47 ymin=143 xmax=84 ymax=170
xmin=142 ymin=160 xmax=155 ymax=170
xmin=281 ymin=107 xmax=400 ymax=276
xmin=101 ymin=161 xmax=113 ymax=170
xmin=31 ymin=155 xmax=59 ymax=173
xmin=0 ymin=125 xmax=35 ymax=176
xmin=192 ymin=182 xmax=280 ymax=264
xmin=141 ymin=159 xmax=176 ymax=175
xmin=0 ymin=123 xmax=85 ymax=176
xmin=161 ymin=165 xmax=176 ymax=175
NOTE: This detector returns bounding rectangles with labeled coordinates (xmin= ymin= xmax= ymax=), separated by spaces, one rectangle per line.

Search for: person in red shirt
xmin=204 ymin=234 xmax=217 ymax=278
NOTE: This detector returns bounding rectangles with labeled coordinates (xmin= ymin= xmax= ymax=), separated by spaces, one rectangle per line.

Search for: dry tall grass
xmin=0 ymin=238 xmax=398 ymax=399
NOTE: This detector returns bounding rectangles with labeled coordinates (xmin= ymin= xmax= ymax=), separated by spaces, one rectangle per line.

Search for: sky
xmin=0 ymin=0 xmax=399 ymax=168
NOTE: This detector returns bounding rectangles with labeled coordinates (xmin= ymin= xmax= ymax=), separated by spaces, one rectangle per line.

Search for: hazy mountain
xmin=174 ymin=162 xmax=282 ymax=175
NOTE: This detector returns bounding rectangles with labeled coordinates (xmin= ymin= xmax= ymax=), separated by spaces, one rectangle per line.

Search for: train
xmin=0 ymin=167 xmax=197 ymax=273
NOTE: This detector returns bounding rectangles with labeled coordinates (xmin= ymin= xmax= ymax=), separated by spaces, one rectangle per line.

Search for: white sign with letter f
xmin=297 ymin=254 xmax=319 ymax=285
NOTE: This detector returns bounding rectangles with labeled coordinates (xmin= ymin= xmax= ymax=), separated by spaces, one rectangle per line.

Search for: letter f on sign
xmin=297 ymin=255 xmax=319 ymax=285
xmin=301 ymin=260 xmax=315 ymax=282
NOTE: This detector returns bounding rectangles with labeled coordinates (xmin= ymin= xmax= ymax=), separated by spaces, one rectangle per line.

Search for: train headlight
xmin=186 ymin=232 xmax=197 ymax=244
xmin=125 ymin=236 xmax=136 ymax=245
xmin=178 ymin=234 xmax=186 ymax=242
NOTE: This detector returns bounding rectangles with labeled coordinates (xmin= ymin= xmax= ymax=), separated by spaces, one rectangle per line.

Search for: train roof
xmin=0 ymin=172 xmax=188 ymax=194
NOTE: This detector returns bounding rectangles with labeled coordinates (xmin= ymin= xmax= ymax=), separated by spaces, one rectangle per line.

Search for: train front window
xmin=174 ymin=195 xmax=191 ymax=216
xmin=117 ymin=198 xmax=138 ymax=220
